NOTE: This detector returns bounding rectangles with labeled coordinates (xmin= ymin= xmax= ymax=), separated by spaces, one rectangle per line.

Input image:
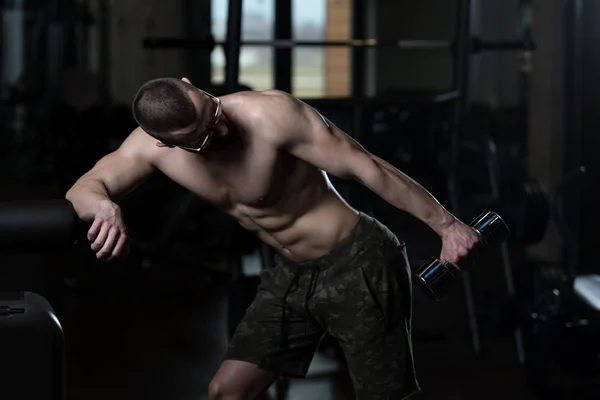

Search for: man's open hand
xmin=87 ymin=200 xmax=129 ymax=261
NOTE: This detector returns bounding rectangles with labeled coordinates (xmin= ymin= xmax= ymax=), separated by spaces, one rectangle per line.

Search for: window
xmin=292 ymin=0 xmax=326 ymax=98
xmin=211 ymin=0 xmax=274 ymax=91
xmin=293 ymin=0 xmax=352 ymax=98
xmin=211 ymin=0 xmax=351 ymax=97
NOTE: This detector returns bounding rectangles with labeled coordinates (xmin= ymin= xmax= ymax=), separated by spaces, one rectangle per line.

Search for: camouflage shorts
xmin=224 ymin=212 xmax=421 ymax=399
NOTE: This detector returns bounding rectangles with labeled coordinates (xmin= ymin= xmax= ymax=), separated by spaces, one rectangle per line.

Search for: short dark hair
xmin=132 ymin=77 xmax=198 ymax=142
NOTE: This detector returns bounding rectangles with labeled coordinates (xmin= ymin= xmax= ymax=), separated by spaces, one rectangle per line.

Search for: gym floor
xmin=55 ymin=273 xmax=533 ymax=400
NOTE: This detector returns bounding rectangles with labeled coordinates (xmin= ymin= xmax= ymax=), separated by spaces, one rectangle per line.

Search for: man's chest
xmin=159 ymin=145 xmax=292 ymax=208
xmin=211 ymin=146 xmax=291 ymax=205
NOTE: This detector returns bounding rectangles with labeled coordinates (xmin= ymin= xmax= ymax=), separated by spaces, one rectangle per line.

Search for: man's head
xmin=132 ymin=77 xmax=222 ymax=151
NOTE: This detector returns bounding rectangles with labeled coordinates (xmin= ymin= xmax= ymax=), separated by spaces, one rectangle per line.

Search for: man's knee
xmin=208 ymin=376 xmax=257 ymax=400
xmin=209 ymin=360 xmax=278 ymax=400
xmin=208 ymin=377 xmax=236 ymax=400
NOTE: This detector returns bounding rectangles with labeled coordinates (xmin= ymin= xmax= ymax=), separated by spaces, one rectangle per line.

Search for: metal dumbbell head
xmin=469 ymin=210 xmax=511 ymax=246
xmin=414 ymin=210 xmax=511 ymax=301
xmin=414 ymin=258 xmax=458 ymax=301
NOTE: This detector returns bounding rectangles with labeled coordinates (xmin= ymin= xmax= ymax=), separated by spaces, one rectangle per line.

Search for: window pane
xmin=242 ymin=0 xmax=274 ymax=40
xmin=292 ymin=0 xmax=326 ymax=40
xmin=292 ymin=0 xmax=351 ymax=98
xmin=239 ymin=47 xmax=274 ymax=91
xmin=324 ymin=47 xmax=351 ymax=97
xmin=211 ymin=0 xmax=274 ymax=91
xmin=293 ymin=47 xmax=325 ymax=98
xmin=292 ymin=0 xmax=326 ymax=98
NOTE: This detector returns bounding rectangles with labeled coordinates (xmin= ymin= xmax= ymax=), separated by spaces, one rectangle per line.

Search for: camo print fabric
xmin=224 ymin=212 xmax=421 ymax=400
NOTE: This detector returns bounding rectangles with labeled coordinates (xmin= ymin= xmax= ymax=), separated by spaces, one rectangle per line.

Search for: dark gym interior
xmin=1 ymin=0 xmax=599 ymax=399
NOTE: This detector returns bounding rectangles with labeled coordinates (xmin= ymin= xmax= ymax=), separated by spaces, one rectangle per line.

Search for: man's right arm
xmin=65 ymin=128 xmax=157 ymax=221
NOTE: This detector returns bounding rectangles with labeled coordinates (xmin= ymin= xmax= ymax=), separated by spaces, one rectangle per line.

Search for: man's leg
xmin=208 ymin=360 xmax=279 ymax=400
xmin=217 ymin=265 xmax=324 ymax=399
xmin=320 ymin=243 xmax=420 ymax=399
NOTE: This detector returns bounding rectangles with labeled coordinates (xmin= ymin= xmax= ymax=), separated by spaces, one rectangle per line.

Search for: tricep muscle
xmin=285 ymin=97 xmax=376 ymax=180
xmin=77 ymin=129 xmax=157 ymax=198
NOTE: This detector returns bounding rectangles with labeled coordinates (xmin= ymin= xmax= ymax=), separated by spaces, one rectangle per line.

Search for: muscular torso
xmin=149 ymin=91 xmax=359 ymax=262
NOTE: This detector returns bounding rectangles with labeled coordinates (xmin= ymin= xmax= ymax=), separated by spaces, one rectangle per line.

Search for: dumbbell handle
xmin=414 ymin=210 xmax=510 ymax=301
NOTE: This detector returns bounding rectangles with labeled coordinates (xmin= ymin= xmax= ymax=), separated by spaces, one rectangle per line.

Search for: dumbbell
xmin=414 ymin=210 xmax=510 ymax=301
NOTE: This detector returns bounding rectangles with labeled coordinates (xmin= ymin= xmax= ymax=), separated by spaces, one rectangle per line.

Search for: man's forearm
xmin=359 ymin=155 xmax=456 ymax=236
xmin=65 ymin=178 xmax=114 ymax=221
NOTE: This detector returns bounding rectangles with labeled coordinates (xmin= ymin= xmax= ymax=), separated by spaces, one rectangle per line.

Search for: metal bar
xmin=351 ymin=0 xmax=366 ymax=161
xmin=472 ymin=38 xmax=537 ymax=52
xmin=142 ymin=38 xmax=452 ymax=49
xmin=274 ymin=0 xmax=292 ymax=92
xmin=62 ymin=0 xmax=78 ymax=68
xmin=143 ymin=37 xmax=217 ymax=50
xmin=484 ymin=137 xmax=526 ymax=364
xmin=225 ymin=0 xmax=243 ymax=94
xmin=253 ymin=39 xmax=448 ymax=47
xmin=300 ymin=90 xmax=461 ymax=108
xmin=449 ymin=0 xmax=482 ymax=357
xmin=567 ymin=0 xmax=583 ymax=279
xmin=98 ymin=0 xmax=111 ymax=107
xmin=142 ymin=37 xmax=535 ymax=51
xmin=352 ymin=0 xmax=366 ymax=98
xmin=183 ymin=0 xmax=212 ymax=85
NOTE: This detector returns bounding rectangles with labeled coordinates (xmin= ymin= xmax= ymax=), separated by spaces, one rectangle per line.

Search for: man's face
xmin=165 ymin=88 xmax=223 ymax=152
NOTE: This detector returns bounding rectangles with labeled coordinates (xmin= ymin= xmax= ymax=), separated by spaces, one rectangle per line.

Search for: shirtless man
xmin=66 ymin=77 xmax=479 ymax=400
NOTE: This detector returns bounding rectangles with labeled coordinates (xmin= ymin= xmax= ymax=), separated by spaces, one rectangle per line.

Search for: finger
xmin=108 ymin=234 xmax=129 ymax=262
xmin=471 ymin=231 xmax=482 ymax=246
xmin=97 ymin=227 xmax=119 ymax=260
xmin=87 ymin=218 xmax=103 ymax=241
xmin=91 ymin=223 xmax=109 ymax=252
xmin=438 ymin=250 xmax=447 ymax=263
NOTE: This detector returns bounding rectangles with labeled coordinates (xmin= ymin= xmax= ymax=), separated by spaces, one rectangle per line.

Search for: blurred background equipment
xmin=2 ymin=0 xmax=600 ymax=399
xmin=0 ymin=291 xmax=65 ymax=400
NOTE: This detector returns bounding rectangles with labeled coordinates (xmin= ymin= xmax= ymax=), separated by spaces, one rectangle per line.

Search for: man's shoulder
xmin=118 ymin=127 xmax=163 ymax=160
xmin=236 ymin=91 xmax=308 ymax=147
xmin=261 ymin=90 xmax=299 ymax=107
xmin=124 ymin=127 xmax=156 ymax=148
xmin=231 ymin=89 xmax=295 ymax=104
xmin=243 ymin=90 xmax=301 ymax=118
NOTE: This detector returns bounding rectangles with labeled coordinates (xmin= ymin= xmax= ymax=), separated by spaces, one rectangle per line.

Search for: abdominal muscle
xmin=157 ymin=148 xmax=361 ymax=263
xmin=225 ymin=177 xmax=360 ymax=263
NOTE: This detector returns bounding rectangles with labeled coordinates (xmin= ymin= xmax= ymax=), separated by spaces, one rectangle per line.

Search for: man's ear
xmin=156 ymin=141 xmax=174 ymax=148
xmin=182 ymin=77 xmax=192 ymax=84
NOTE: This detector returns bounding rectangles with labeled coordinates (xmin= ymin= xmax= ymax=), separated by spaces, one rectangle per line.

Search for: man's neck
xmin=205 ymin=121 xmax=238 ymax=153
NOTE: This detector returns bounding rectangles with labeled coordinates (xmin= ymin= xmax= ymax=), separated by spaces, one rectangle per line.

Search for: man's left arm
xmin=273 ymin=93 xmax=456 ymax=236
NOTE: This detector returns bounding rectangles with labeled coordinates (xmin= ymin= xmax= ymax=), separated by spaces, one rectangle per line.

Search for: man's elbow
xmin=65 ymin=186 xmax=75 ymax=202
xmin=65 ymin=173 xmax=108 ymax=201
xmin=349 ymin=157 xmax=384 ymax=186
xmin=65 ymin=179 xmax=84 ymax=201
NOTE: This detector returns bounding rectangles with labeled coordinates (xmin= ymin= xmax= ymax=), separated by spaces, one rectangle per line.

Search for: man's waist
xmin=272 ymin=210 xmax=372 ymax=266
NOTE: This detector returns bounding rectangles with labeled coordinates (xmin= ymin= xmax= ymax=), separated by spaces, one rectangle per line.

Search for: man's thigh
xmin=319 ymin=244 xmax=420 ymax=399
xmin=224 ymin=268 xmax=325 ymax=378
xmin=343 ymin=322 xmax=419 ymax=399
